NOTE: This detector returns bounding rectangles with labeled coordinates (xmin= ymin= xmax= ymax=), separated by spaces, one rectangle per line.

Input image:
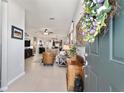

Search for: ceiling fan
xmin=35 ymin=28 xmax=53 ymax=35
xmin=43 ymin=28 xmax=53 ymax=35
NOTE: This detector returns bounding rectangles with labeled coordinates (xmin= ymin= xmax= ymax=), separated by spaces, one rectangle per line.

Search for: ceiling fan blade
xmin=44 ymin=28 xmax=48 ymax=32
xmin=49 ymin=32 xmax=53 ymax=34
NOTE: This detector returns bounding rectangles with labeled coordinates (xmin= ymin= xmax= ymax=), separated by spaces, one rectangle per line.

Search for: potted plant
xmin=68 ymin=45 xmax=77 ymax=59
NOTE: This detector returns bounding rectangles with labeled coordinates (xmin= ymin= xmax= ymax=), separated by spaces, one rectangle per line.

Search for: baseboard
xmin=0 ymin=86 xmax=8 ymax=92
xmin=8 ymin=72 xmax=25 ymax=86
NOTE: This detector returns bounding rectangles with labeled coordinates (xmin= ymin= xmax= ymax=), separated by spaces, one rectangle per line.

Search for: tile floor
xmin=7 ymin=54 xmax=67 ymax=92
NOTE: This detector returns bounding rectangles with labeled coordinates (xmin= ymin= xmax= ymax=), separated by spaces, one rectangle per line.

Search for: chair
xmin=55 ymin=50 xmax=68 ymax=66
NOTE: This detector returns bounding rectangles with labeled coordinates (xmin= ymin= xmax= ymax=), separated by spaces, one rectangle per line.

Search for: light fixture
xmin=63 ymin=45 xmax=70 ymax=50
xmin=44 ymin=32 xmax=48 ymax=35
xmin=43 ymin=28 xmax=53 ymax=35
xmin=43 ymin=28 xmax=48 ymax=35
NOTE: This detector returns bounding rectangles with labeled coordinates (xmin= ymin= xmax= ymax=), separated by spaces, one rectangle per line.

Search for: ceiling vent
xmin=49 ymin=18 xmax=55 ymax=20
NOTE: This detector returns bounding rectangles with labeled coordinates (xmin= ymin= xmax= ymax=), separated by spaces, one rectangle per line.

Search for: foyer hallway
xmin=7 ymin=54 xmax=67 ymax=92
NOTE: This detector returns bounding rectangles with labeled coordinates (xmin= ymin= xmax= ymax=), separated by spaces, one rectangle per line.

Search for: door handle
xmin=84 ymin=53 xmax=88 ymax=57
xmin=85 ymin=74 xmax=88 ymax=78
xmin=83 ymin=53 xmax=88 ymax=68
xmin=83 ymin=60 xmax=88 ymax=68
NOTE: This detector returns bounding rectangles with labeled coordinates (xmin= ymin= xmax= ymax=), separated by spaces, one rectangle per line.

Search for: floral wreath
xmin=79 ymin=0 xmax=118 ymax=43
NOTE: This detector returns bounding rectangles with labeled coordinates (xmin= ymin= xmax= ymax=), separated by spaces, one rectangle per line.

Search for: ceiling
xmin=14 ymin=0 xmax=80 ymax=39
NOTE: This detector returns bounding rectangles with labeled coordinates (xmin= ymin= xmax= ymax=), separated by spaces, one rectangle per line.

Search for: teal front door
xmin=85 ymin=0 xmax=124 ymax=91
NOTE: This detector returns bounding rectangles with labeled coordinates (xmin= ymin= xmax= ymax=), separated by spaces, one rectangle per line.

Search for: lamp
xmin=63 ymin=45 xmax=70 ymax=50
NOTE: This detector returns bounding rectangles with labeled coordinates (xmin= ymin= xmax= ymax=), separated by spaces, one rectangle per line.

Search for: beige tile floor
xmin=7 ymin=54 xmax=67 ymax=92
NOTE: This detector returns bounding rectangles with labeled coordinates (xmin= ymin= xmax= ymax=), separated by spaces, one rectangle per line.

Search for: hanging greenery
xmin=79 ymin=0 xmax=117 ymax=43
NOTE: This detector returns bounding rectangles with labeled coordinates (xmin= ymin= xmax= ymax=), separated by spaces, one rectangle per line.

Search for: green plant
xmin=69 ymin=45 xmax=77 ymax=57
xmin=79 ymin=0 xmax=117 ymax=43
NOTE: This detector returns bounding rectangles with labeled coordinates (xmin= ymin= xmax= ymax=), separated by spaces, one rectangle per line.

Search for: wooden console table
xmin=66 ymin=55 xmax=84 ymax=91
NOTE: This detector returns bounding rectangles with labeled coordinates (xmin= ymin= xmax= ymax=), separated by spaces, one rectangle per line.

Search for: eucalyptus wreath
xmin=79 ymin=0 xmax=117 ymax=43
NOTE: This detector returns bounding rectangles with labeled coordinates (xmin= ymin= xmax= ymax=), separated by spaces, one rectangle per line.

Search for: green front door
xmin=85 ymin=0 xmax=124 ymax=91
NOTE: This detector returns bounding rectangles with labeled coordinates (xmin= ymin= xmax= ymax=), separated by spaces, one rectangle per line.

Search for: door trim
xmin=109 ymin=18 xmax=124 ymax=65
xmin=0 ymin=0 xmax=2 ymax=89
xmin=0 ymin=0 xmax=8 ymax=91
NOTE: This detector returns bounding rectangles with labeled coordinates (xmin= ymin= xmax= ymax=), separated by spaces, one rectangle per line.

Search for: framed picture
xmin=11 ymin=25 xmax=23 ymax=40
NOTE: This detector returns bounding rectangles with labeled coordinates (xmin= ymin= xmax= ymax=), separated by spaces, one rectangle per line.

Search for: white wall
xmin=73 ymin=0 xmax=83 ymax=26
xmin=73 ymin=0 xmax=86 ymax=56
xmin=7 ymin=0 xmax=25 ymax=84
xmin=1 ymin=0 xmax=8 ymax=90
xmin=0 ymin=0 xmax=2 ymax=88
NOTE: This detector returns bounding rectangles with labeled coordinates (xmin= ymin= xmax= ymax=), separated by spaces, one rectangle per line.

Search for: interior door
xmin=84 ymin=0 xmax=124 ymax=92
